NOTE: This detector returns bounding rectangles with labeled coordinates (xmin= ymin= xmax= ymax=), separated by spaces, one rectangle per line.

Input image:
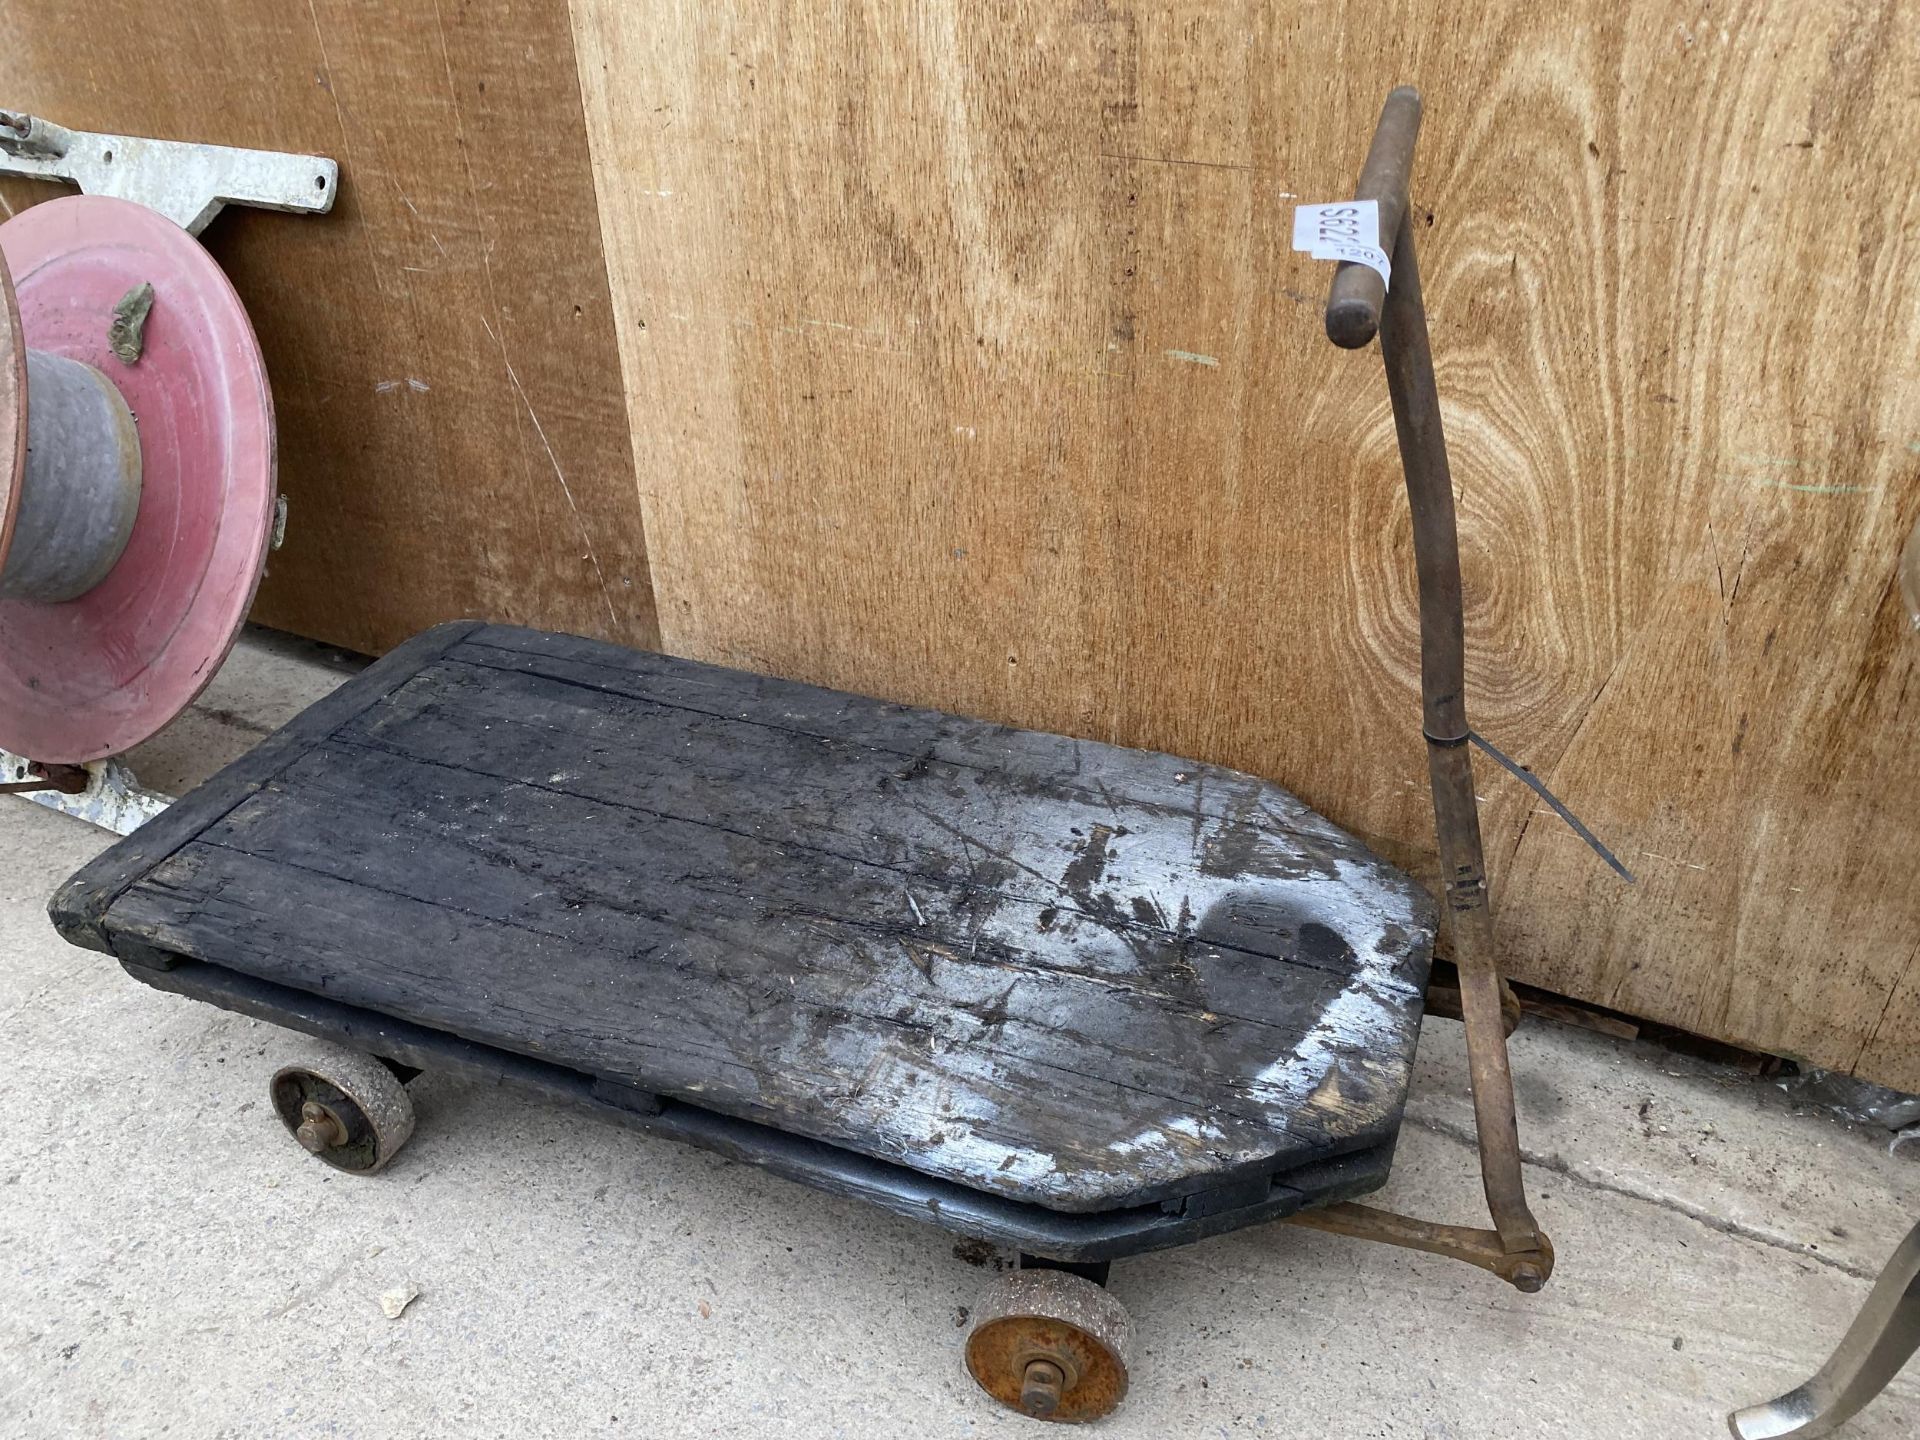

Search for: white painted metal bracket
xmin=0 ymin=110 xmax=337 ymax=236
xmin=1 ymin=749 xmax=172 ymax=835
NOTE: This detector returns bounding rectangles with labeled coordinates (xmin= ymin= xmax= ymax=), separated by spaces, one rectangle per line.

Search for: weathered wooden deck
xmin=53 ymin=622 xmax=1435 ymax=1213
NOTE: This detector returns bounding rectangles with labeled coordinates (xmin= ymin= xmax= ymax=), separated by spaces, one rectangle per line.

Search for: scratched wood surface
xmin=0 ymin=0 xmax=655 ymax=656
xmin=569 ymin=1 xmax=1920 ymax=1090
xmin=54 ymin=624 xmax=1434 ymax=1211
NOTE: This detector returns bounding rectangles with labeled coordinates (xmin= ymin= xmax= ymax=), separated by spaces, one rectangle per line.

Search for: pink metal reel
xmin=0 ymin=194 xmax=277 ymax=763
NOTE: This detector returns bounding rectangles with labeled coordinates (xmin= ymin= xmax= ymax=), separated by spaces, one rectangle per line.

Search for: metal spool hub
xmin=0 ymin=193 xmax=277 ymax=764
xmin=5 ymin=348 xmax=141 ymax=602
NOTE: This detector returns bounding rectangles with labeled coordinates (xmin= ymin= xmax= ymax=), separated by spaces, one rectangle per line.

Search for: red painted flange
xmin=0 ymin=242 xmax=22 ymax=570
xmin=0 ymin=195 xmax=276 ymax=762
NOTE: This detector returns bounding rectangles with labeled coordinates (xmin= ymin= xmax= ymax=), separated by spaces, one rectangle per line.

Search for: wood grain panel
xmin=0 ymin=0 xmax=654 ymax=655
xmin=573 ymin=1 xmax=1920 ymax=1088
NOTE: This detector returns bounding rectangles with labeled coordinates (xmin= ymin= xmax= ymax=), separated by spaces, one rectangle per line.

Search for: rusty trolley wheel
xmin=965 ymin=1269 xmax=1133 ymax=1423
xmin=269 ymin=1048 xmax=416 ymax=1175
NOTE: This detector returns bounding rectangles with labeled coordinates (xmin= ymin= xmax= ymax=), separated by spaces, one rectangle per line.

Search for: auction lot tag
xmin=1291 ymin=200 xmax=1391 ymax=288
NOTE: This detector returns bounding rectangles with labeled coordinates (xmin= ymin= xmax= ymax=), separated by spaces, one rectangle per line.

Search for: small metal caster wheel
xmin=269 ymin=1048 xmax=415 ymax=1174
xmin=965 ymin=1269 xmax=1133 ymax=1423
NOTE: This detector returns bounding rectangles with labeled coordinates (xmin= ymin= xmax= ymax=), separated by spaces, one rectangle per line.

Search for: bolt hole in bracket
xmin=0 ymin=110 xmax=336 ymax=238
xmin=0 ymin=111 xmax=335 ymax=834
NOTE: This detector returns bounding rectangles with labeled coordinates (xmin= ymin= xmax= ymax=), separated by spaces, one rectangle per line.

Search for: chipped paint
xmin=747 ymin=772 xmax=1432 ymax=1208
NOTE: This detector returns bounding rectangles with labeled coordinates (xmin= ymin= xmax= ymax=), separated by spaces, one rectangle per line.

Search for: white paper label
xmin=1291 ymin=200 xmax=1391 ymax=288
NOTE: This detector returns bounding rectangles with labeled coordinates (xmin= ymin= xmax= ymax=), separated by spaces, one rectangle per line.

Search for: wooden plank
xmin=0 ymin=0 xmax=655 ymax=655
xmin=49 ymin=621 xmax=483 ymax=952
xmin=81 ymin=627 xmax=1431 ymax=1212
xmin=570 ymin=0 xmax=1920 ymax=1090
xmin=459 ymin=627 xmax=1331 ymax=824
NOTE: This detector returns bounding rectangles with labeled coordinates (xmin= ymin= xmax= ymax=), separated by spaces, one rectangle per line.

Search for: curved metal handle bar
xmin=1315 ymin=86 xmax=1549 ymax=1275
xmin=1728 ymin=1219 xmax=1920 ymax=1439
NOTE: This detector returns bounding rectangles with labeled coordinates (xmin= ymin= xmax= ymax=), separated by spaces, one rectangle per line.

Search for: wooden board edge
xmin=47 ymin=619 xmax=487 ymax=954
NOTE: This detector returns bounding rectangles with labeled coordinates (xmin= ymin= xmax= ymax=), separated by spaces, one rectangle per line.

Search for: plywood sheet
xmin=0 ymin=0 xmax=654 ymax=655
xmin=572 ymin=1 xmax=1920 ymax=1088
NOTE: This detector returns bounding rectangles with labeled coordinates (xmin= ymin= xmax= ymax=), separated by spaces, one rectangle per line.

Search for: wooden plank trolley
xmin=48 ymin=89 xmax=1567 ymax=1422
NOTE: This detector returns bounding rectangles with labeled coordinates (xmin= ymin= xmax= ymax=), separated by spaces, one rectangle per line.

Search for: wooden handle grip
xmin=1325 ymin=86 xmax=1423 ymax=349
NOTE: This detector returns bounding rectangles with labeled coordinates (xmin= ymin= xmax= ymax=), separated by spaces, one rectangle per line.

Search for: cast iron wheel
xmin=269 ymin=1048 xmax=415 ymax=1175
xmin=965 ymin=1268 xmax=1133 ymax=1423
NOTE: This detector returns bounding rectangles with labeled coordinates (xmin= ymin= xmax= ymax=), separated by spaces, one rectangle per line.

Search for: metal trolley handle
xmin=1285 ymin=86 xmax=1554 ymax=1291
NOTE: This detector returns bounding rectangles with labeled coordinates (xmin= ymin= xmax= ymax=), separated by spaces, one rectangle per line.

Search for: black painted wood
xmin=49 ymin=620 xmax=485 ymax=953
xmin=52 ymin=624 xmax=1436 ymax=1213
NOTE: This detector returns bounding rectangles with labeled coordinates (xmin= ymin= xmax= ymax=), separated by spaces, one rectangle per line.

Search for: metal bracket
xmin=0 ymin=747 xmax=171 ymax=834
xmin=1287 ymin=1201 xmax=1554 ymax=1291
xmin=0 ymin=112 xmax=323 ymax=825
xmin=0 ymin=110 xmax=336 ymax=236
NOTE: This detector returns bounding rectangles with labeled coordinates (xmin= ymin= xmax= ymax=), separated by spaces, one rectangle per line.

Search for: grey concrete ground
xmin=1 ymin=630 xmax=1915 ymax=1439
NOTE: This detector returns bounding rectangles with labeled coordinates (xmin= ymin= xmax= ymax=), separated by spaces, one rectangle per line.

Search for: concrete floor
xmin=1 ymin=631 xmax=1915 ymax=1439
